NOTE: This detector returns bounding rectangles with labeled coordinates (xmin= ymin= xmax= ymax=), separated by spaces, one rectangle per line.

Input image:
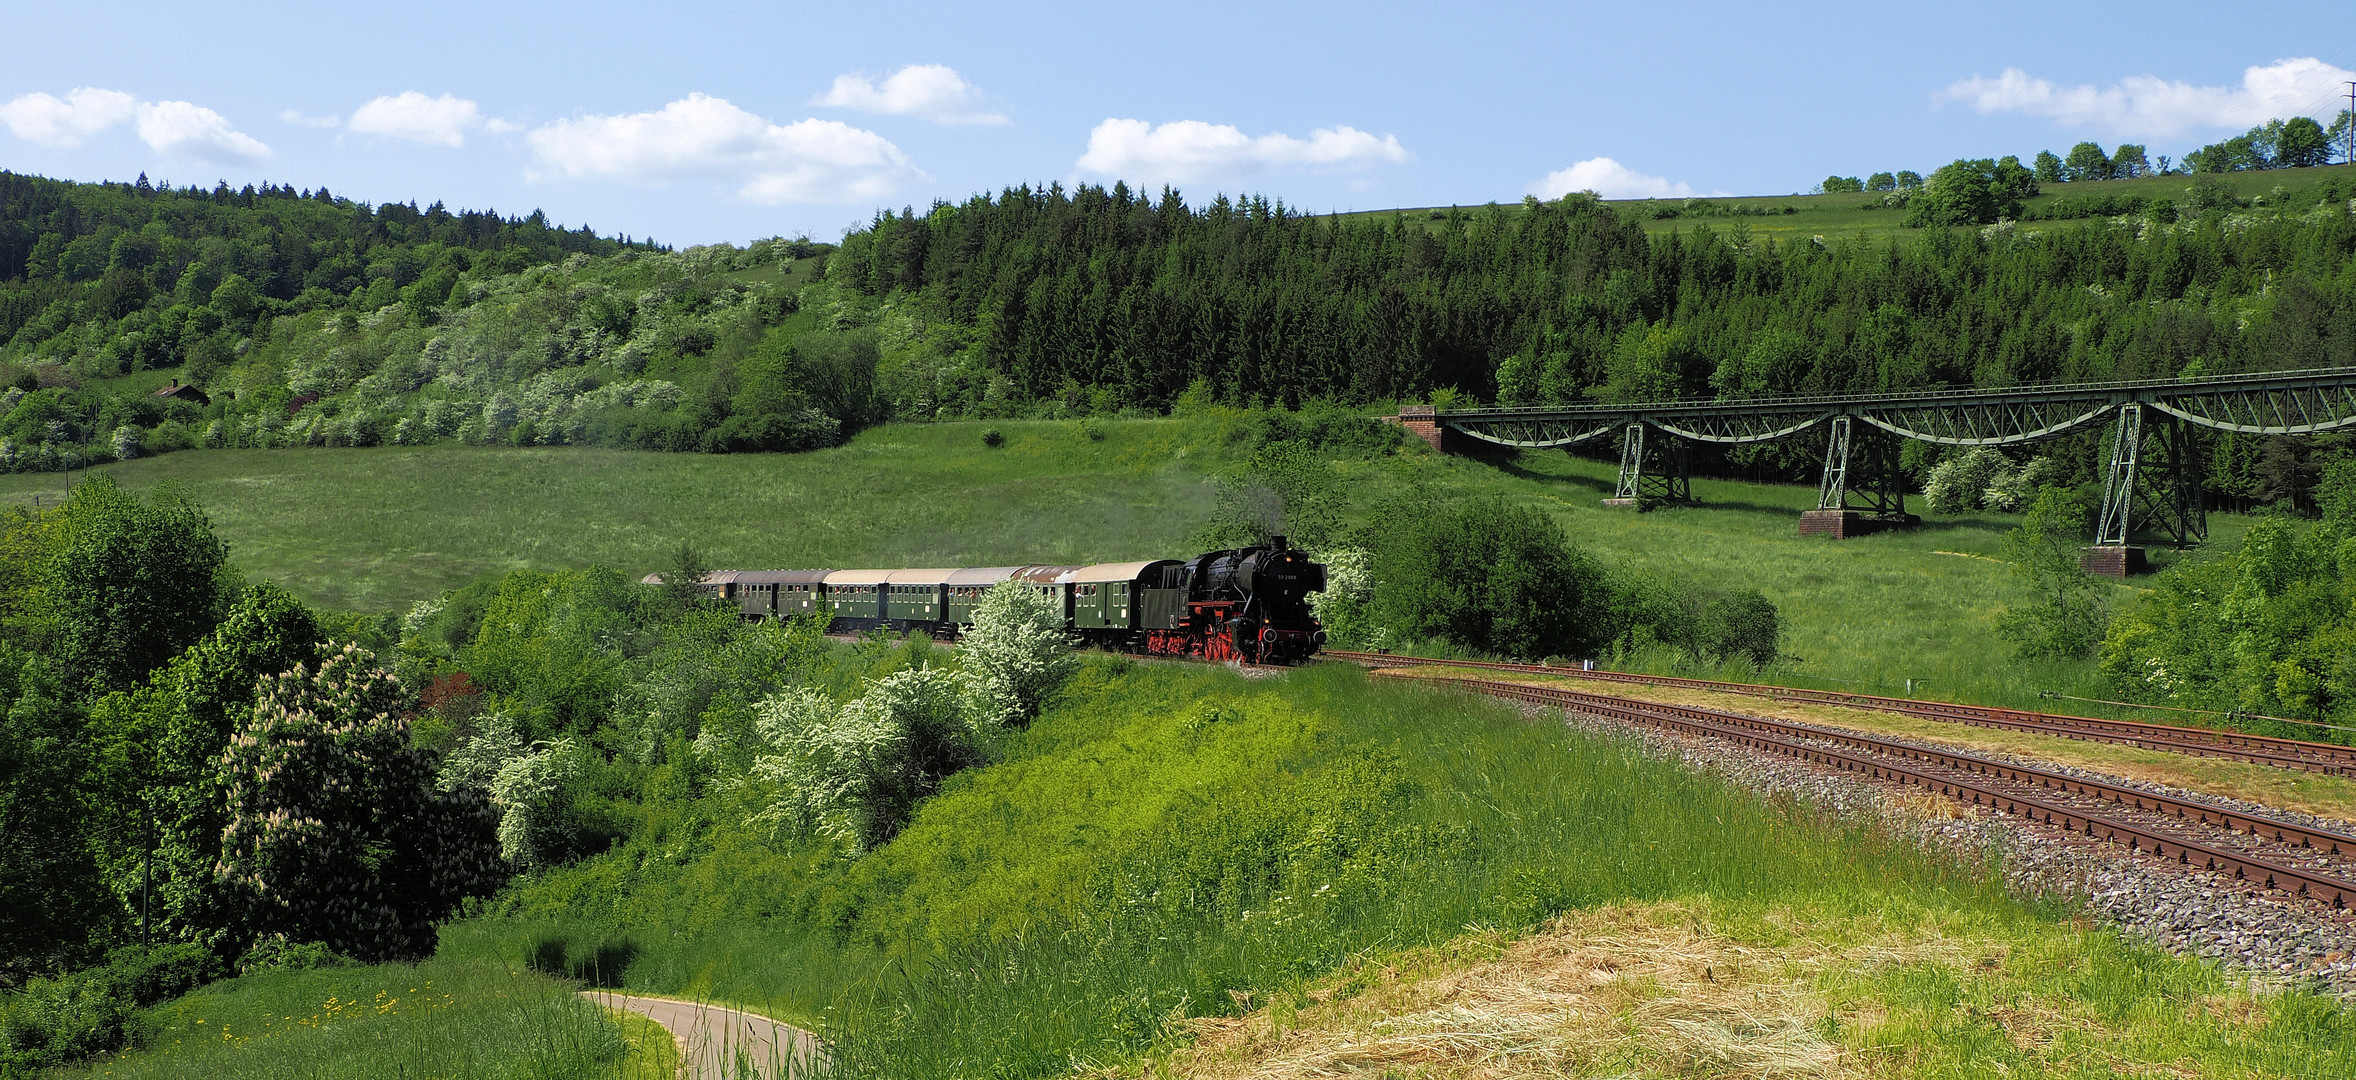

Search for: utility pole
xmin=141 ymin=798 xmax=153 ymax=946
xmin=2337 ymin=82 xmax=2356 ymax=167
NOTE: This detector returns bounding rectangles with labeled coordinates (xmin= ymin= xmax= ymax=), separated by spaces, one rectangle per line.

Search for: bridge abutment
xmin=1395 ymin=405 xmax=1456 ymax=454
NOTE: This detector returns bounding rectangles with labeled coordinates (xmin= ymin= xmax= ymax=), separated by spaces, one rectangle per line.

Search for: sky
xmin=3 ymin=1 xmax=2353 ymax=247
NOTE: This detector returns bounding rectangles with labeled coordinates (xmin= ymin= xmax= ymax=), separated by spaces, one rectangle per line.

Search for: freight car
xmin=643 ymin=538 xmax=1328 ymax=665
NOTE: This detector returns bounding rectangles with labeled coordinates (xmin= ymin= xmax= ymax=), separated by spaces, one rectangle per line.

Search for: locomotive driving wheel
xmin=1228 ymin=618 xmax=1261 ymax=663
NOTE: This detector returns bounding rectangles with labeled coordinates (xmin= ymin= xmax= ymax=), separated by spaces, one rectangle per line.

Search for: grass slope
xmin=0 ymin=414 xmax=2253 ymax=713
xmin=451 ymin=661 xmax=2356 ymax=1078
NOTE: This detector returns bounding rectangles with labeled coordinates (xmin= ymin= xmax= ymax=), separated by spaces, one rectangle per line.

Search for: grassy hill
xmin=114 ymin=654 xmax=2340 ymax=1079
xmin=1362 ymin=162 xmax=2356 ymax=243
xmin=0 ymin=413 xmax=2245 ymax=714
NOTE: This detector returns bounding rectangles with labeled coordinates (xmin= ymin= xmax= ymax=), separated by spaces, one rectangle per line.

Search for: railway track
xmin=1382 ymin=671 xmax=2356 ymax=910
xmin=1329 ymin=651 xmax=2356 ymax=777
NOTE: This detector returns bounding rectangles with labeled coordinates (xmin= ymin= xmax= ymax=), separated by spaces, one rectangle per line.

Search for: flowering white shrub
xmin=1983 ymin=455 xmax=2063 ymax=512
xmin=435 ymin=711 xmax=523 ymax=792
xmin=750 ymin=668 xmax=980 ymax=853
xmin=489 ymin=739 xmax=582 ymax=869
xmin=958 ymin=580 xmax=1076 ymax=727
xmin=1922 ymin=446 xmax=2008 ymax=514
xmin=1307 ymin=547 xmax=1390 ymax=651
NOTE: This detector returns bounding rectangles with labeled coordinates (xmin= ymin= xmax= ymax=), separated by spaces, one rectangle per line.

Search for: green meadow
xmin=0 ymin=413 xmax=2237 ymax=715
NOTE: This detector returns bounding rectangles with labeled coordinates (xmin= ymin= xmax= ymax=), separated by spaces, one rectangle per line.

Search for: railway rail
xmin=1383 ymin=671 xmax=2356 ymax=909
xmin=1328 ymin=651 xmax=2356 ymax=777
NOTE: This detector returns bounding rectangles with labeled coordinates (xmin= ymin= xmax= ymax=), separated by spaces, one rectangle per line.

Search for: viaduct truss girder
xmin=1429 ymin=366 xmax=2356 ymax=549
xmin=1441 ymin=366 xmax=2356 ymax=450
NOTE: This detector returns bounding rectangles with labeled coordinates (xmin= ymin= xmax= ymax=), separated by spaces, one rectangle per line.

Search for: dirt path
xmin=585 ymin=991 xmax=820 ymax=1078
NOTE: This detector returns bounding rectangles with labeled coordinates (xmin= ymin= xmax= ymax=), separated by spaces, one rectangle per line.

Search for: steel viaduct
xmin=1396 ymin=366 xmax=2356 ymax=575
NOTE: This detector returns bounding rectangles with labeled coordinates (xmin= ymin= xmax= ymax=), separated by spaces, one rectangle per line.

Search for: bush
xmin=1365 ymin=496 xmax=1611 ymax=660
xmin=0 ymin=944 xmax=219 ymax=1071
xmin=751 ymin=668 xmax=985 ymax=854
xmin=1703 ymin=590 xmax=1781 ymax=667
xmin=1998 ymin=487 xmax=2108 ymax=659
xmin=1923 ymin=447 xmax=2009 ymax=514
xmin=1307 ymin=547 xmax=1388 ymax=651
xmin=213 ymin=644 xmax=504 ymax=961
xmin=958 ymin=580 xmax=1078 ymax=727
xmin=981 ymin=427 xmax=1005 ymax=448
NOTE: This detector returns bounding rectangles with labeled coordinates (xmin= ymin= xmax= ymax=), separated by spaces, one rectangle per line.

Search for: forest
xmin=4 ymin=165 xmax=2356 ymax=505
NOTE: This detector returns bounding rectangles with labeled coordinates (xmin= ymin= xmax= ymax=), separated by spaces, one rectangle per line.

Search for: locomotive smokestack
xmin=1270 ymin=534 xmax=1287 ymax=551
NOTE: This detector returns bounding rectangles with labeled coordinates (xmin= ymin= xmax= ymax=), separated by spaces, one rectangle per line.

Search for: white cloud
xmin=1527 ymin=157 xmax=1695 ymax=201
xmin=134 ymin=101 xmax=270 ymax=162
xmin=1075 ymin=118 xmax=1408 ymax=186
xmin=279 ymin=109 xmax=343 ymax=129
xmin=0 ymin=87 xmax=136 ymax=147
xmin=526 ymin=92 xmax=922 ymax=203
xmin=815 ymin=64 xmax=1006 ymax=125
xmin=348 ymin=91 xmax=492 ymax=146
xmin=1 ymin=87 xmax=269 ymax=162
xmin=1937 ymin=57 xmax=2356 ymax=137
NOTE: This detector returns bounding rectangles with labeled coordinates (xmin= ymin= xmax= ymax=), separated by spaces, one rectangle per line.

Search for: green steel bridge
xmin=1400 ymin=366 xmax=2356 ymax=557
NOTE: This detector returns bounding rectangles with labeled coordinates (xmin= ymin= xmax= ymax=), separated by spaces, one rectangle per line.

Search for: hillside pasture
xmin=1362 ymin=162 xmax=2356 ymax=243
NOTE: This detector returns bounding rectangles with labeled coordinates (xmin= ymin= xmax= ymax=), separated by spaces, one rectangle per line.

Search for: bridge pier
xmin=2080 ymin=545 xmax=2150 ymax=577
xmin=2093 ymin=404 xmax=2204 ymax=569
xmin=1604 ymin=423 xmax=1691 ymax=508
xmin=1802 ymin=416 xmax=1917 ymax=537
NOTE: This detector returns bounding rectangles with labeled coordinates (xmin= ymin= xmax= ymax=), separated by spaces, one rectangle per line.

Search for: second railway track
xmin=1329 ymin=651 xmax=2356 ymax=777
xmin=1383 ymin=671 xmax=2356 ymax=911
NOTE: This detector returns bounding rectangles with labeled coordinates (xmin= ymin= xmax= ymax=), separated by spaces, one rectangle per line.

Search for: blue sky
xmin=4 ymin=1 xmax=2352 ymax=246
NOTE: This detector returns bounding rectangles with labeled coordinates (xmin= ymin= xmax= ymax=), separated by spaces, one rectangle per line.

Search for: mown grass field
xmin=0 ymin=415 xmax=2251 ymax=714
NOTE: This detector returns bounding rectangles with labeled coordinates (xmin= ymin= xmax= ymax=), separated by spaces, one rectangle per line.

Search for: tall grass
xmin=52 ymin=958 xmax=659 ymax=1079
xmin=438 ymin=660 xmax=2356 ymax=1077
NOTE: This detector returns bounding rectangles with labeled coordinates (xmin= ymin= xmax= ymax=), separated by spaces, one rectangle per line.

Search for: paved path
xmin=585 ymin=991 xmax=820 ymax=1078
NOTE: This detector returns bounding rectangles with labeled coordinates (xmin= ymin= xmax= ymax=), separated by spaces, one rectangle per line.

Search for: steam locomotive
xmin=648 ymin=537 xmax=1329 ymax=665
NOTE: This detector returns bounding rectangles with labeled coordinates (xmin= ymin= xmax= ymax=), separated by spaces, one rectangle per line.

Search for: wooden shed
xmin=152 ymin=380 xmax=210 ymax=406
